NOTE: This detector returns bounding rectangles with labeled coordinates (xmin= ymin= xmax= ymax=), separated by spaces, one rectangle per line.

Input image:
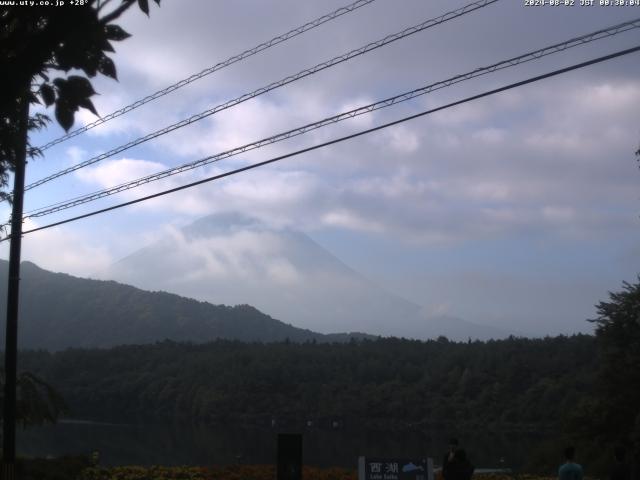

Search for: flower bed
xmin=77 ymin=465 xmax=358 ymax=480
xmin=75 ymin=466 xmax=566 ymax=480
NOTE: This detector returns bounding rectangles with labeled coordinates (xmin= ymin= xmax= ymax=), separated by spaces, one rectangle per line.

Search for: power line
xmin=35 ymin=0 xmax=378 ymax=152
xmin=22 ymin=0 xmax=498 ymax=193
xmin=22 ymin=17 xmax=640 ymax=220
xmin=8 ymin=44 xmax=639 ymax=241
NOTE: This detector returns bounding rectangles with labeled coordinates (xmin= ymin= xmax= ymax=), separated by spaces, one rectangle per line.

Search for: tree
xmin=1 ymin=0 xmax=160 ymax=470
xmin=0 ymin=0 xmax=160 ymax=196
xmin=0 ymin=371 xmax=67 ymax=427
xmin=590 ymin=280 xmax=640 ymax=456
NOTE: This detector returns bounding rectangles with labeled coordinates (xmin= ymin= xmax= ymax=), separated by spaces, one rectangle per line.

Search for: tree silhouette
xmin=0 ymin=0 xmax=160 ymax=198
xmin=1 ymin=0 xmax=160 ymax=469
xmin=0 ymin=371 xmax=67 ymax=427
xmin=591 ymin=280 xmax=640 ymax=460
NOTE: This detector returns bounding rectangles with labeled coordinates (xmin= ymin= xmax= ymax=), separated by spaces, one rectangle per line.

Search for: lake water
xmin=17 ymin=420 xmax=544 ymax=469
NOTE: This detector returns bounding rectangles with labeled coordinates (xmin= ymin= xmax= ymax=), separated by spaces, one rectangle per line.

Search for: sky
xmin=2 ymin=0 xmax=640 ymax=336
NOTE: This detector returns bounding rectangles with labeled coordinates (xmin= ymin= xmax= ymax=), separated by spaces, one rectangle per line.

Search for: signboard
xmin=277 ymin=433 xmax=302 ymax=480
xmin=358 ymin=457 xmax=434 ymax=480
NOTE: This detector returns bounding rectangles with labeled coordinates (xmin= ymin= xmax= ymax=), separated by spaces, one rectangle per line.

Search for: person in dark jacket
xmin=610 ymin=446 xmax=631 ymax=480
xmin=447 ymin=449 xmax=474 ymax=480
xmin=442 ymin=438 xmax=459 ymax=480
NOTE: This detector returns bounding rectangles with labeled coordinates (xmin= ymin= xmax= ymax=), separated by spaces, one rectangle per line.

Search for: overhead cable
xmin=23 ymin=17 xmax=640 ymax=219
xmin=35 ymin=0 xmax=378 ymax=152
xmin=7 ymin=44 xmax=639 ymax=241
xmin=23 ymin=0 xmax=499 ymax=193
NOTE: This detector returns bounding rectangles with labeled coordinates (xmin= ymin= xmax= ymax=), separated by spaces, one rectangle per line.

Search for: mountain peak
xmin=101 ymin=213 xmax=513 ymax=341
xmin=183 ymin=212 xmax=266 ymax=238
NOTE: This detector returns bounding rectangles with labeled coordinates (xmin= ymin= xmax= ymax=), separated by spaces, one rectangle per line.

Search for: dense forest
xmin=19 ymin=335 xmax=596 ymax=431
xmin=9 ymin=279 xmax=640 ymax=474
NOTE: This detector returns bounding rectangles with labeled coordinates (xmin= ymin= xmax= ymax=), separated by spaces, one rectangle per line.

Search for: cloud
xmin=10 ymin=0 xmax=639 ymax=339
xmin=472 ymin=127 xmax=505 ymax=144
xmin=384 ymin=125 xmax=420 ymax=154
xmin=0 ymin=219 xmax=114 ymax=277
xmin=65 ymin=146 xmax=88 ymax=166
xmin=73 ymin=88 xmax=142 ymax=137
xmin=321 ymin=209 xmax=385 ymax=233
xmin=75 ymin=158 xmax=166 ymax=187
xmin=542 ymin=206 xmax=576 ymax=223
xmin=73 ymin=157 xmax=327 ymax=227
xmin=581 ymin=83 xmax=640 ymax=115
xmin=428 ymin=100 xmax=490 ymax=126
xmin=102 ymin=222 xmax=370 ymax=333
xmin=71 ymin=66 xmax=640 ymax=248
xmin=162 ymin=225 xmax=303 ymax=285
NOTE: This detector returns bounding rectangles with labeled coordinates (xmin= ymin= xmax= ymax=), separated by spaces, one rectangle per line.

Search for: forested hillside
xmin=0 ymin=261 xmax=371 ymax=349
xmin=19 ymin=335 xmax=596 ymax=430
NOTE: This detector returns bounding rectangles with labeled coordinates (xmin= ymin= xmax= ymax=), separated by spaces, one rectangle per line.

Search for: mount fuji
xmin=100 ymin=213 xmax=511 ymax=341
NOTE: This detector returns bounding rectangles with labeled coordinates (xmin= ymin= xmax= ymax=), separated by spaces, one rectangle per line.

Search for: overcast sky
xmin=3 ymin=0 xmax=640 ymax=336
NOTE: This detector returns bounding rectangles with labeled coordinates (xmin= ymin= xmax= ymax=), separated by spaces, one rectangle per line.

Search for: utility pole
xmin=2 ymin=92 xmax=29 ymax=480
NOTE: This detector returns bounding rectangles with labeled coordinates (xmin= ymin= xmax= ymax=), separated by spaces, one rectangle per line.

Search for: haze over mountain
xmin=100 ymin=213 xmax=512 ymax=340
xmin=0 ymin=260 xmax=374 ymax=350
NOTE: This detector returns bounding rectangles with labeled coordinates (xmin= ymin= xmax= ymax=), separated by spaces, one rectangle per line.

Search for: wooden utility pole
xmin=2 ymin=92 xmax=29 ymax=480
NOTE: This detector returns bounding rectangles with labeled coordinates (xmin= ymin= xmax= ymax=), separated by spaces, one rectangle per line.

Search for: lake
xmin=17 ymin=420 xmax=546 ymax=469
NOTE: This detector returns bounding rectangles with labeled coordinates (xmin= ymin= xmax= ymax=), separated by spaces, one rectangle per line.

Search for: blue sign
xmin=358 ymin=457 xmax=434 ymax=480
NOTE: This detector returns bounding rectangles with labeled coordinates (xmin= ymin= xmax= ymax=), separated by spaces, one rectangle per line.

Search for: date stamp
xmin=524 ymin=0 xmax=640 ymax=5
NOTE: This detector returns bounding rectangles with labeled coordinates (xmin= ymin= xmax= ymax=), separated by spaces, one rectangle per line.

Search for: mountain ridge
xmin=0 ymin=260 xmax=374 ymax=351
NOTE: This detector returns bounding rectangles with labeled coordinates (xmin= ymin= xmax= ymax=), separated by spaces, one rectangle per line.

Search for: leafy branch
xmin=0 ymin=0 xmax=160 ymax=193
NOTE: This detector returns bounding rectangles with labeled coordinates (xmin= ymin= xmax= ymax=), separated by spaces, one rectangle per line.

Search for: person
xmin=610 ymin=446 xmax=631 ymax=480
xmin=558 ymin=446 xmax=583 ymax=480
xmin=446 ymin=449 xmax=474 ymax=480
xmin=442 ymin=438 xmax=459 ymax=480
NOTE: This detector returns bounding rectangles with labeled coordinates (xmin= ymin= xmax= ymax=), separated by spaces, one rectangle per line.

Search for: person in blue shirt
xmin=559 ymin=446 xmax=584 ymax=480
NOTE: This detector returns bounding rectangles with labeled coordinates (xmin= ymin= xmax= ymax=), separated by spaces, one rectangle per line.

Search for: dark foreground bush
xmin=16 ymin=455 xmax=92 ymax=480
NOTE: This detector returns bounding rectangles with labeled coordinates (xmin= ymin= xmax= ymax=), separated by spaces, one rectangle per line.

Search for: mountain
xmin=100 ymin=213 xmax=511 ymax=340
xmin=0 ymin=261 xmax=372 ymax=350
